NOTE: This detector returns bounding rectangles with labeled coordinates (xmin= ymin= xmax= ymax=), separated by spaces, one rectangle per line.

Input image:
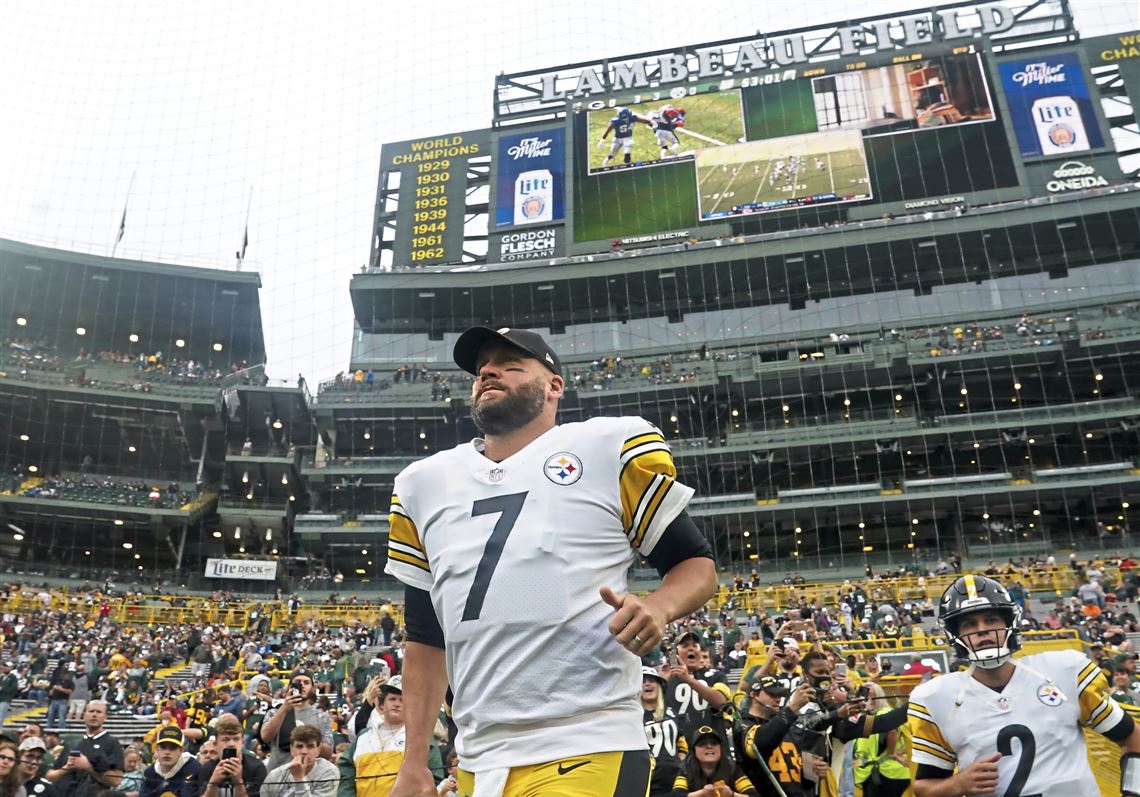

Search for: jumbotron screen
xmin=572 ymin=47 xmax=1016 ymax=240
xmin=585 ymin=91 xmax=746 ymax=175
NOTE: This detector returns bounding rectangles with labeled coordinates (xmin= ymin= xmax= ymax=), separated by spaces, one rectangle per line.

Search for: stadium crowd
xmin=0 ymin=552 xmax=1130 ymax=796
xmin=6 ymin=473 xmax=193 ymax=510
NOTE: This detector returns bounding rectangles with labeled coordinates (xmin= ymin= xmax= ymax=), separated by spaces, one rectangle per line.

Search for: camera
xmin=814 ymin=677 xmax=833 ymax=704
xmin=222 ymin=748 xmax=237 ymax=760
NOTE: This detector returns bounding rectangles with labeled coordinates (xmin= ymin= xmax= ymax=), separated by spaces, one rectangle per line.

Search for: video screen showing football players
xmin=586 ymin=90 xmax=746 ymax=174
xmin=695 ymin=128 xmax=872 ymax=219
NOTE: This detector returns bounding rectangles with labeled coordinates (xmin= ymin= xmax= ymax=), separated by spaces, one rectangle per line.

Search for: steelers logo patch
xmin=544 ymin=452 xmax=583 ymax=485
xmin=1037 ymin=683 xmax=1063 ymax=707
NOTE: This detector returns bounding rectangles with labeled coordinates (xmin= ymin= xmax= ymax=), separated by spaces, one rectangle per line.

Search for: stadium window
xmin=813 ymin=73 xmax=868 ymax=130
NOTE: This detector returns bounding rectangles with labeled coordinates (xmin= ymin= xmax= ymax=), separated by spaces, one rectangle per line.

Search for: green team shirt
xmin=244 ymin=695 xmax=274 ymax=732
xmin=1112 ymin=688 xmax=1140 ymax=707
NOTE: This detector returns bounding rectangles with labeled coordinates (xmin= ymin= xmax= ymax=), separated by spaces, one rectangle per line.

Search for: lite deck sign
xmin=204 ymin=558 xmax=278 ymax=581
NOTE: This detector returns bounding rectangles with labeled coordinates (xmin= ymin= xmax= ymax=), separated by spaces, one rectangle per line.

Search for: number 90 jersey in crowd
xmin=908 ymin=649 xmax=1125 ymax=797
xmin=385 ymin=416 xmax=694 ymax=774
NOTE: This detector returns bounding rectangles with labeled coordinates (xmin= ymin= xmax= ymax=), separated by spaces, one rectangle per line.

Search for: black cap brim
xmin=453 ymin=326 xmax=560 ymax=376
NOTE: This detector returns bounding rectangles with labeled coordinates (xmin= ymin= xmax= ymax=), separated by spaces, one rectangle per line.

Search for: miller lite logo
xmin=514 ymin=169 xmax=553 ymax=225
xmin=1032 ymin=96 xmax=1088 ymax=155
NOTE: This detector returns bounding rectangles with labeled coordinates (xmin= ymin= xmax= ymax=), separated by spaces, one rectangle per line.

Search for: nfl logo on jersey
xmin=544 ymin=452 xmax=583 ymax=485
xmin=1036 ymin=682 xmax=1064 ymax=706
xmin=488 ymin=467 xmax=505 ymax=483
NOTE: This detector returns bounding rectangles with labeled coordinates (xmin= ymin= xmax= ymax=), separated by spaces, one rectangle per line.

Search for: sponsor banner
xmin=491 ymin=227 xmax=564 ymax=263
xmin=998 ymin=52 xmax=1105 ymax=158
xmin=1021 ymin=153 xmax=1122 ymax=195
xmin=204 ymin=558 xmax=278 ymax=581
xmin=903 ymin=195 xmax=967 ymax=210
xmin=618 ymin=230 xmax=692 ymax=245
xmin=495 ymin=129 xmax=566 ymax=227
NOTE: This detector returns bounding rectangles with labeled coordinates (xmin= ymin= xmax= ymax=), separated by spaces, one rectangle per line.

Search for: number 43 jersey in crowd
xmin=908 ymin=649 xmax=1125 ymax=797
xmin=384 ymin=416 xmax=695 ymax=773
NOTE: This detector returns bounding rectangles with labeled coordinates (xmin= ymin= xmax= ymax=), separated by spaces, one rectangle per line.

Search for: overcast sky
xmin=1 ymin=0 xmax=1136 ymax=383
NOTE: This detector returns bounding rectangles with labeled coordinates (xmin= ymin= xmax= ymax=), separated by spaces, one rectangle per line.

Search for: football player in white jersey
xmin=387 ymin=326 xmax=717 ymax=797
xmin=909 ymin=574 xmax=1140 ymax=797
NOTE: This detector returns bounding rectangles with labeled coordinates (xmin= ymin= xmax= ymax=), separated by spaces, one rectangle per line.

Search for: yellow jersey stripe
xmin=1087 ymin=698 xmax=1114 ymax=728
xmin=911 ymin=739 xmax=955 ymax=764
xmin=389 ymin=540 xmax=428 ymax=564
xmin=1078 ymin=668 xmax=1102 ymax=696
xmin=620 ymin=440 xmax=670 ymax=467
xmin=628 ymin=473 xmax=665 ymax=540
xmin=387 ymin=549 xmax=432 ymax=573
xmin=1078 ymin=661 xmax=1098 ymax=683
xmin=622 ymin=431 xmax=665 ymax=454
xmin=389 ymin=513 xmax=425 ymax=555
xmin=619 ymin=449 xmax=676 ymax=532
xmin=634 ymin=479 xmax=673 ymax=549
xmin=619 ymin=447 xmax=675 ymax=483
xmin=390 ymin=503 xmax=413 ymax=521
xmin=908 ymin=702 xmax=934 ymax=720
xmin=909 ymin=734 xmax=953 ymax=759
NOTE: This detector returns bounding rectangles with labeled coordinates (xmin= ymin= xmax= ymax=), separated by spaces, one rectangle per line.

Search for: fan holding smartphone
xmin=257 ymin=673 xmax=334 ymax=773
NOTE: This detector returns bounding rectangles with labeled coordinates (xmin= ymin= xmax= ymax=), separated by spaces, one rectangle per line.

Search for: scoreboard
xmin=371 ymin=0 xmax=1133 ymax=267
xmin=378 ymin=130 xmax=490 ymax=267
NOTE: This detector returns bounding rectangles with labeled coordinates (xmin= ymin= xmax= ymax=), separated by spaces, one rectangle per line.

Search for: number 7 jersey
xmin=384 ymin=416 xmax=695 ymax=773
xmin=908 ymin=649 xmax=1125 ymax=797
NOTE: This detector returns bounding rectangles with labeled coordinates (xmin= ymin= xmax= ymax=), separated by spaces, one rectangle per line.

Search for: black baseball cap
xmin=453 ymin=326 xmax=562 ymax=376
xmin=689 ymin=723 xmax=727 ymax=748
xmin=676 ymin=630 xmax=705 ymax=648
xmin=750 ymin=675 xmax=790 ymax=698
xmin=154 ymin=726 xmax=184 ymax=748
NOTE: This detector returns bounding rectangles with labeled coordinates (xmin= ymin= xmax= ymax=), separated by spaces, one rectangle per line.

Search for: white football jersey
xmin=908 ymin=650 xmax=1123 ymax=797
xmin=385 ymin=416 xmax=694 ymax=772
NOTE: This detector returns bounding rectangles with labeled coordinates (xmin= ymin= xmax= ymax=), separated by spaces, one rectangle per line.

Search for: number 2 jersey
xmin=908 ymin=649 xmax=1127 ymax=797
xmin=384 ymin=416 xmax=695 ymax=773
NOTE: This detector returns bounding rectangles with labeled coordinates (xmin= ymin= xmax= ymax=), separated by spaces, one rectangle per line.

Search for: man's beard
xmin=471 ymin=377 xmax=546 ymax=436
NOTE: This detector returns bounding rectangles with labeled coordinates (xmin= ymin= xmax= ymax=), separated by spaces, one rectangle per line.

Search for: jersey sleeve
xmin=734 ymin=769 xmax=758 ymax=796
xmin=384 ymin=473 xmax=433 ymax=591
xmin=1078 ymin=656 xmax=1127 ymax=735
xmin=619 ymin=419 xmax=695 ymax=556
xmin=907 ymin=699 xmax=957 ymax=772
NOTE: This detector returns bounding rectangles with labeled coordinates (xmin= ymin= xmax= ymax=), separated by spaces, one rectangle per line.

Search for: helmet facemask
xmin=944 ymin=604 xmax=1022 ymax=669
